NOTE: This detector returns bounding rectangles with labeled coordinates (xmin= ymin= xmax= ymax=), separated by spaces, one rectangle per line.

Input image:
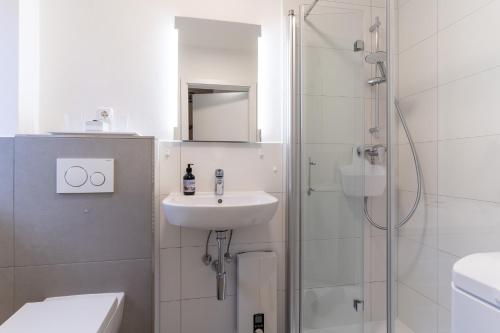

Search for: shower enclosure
xmin=286 ymin=1 xmax=411 ymax=332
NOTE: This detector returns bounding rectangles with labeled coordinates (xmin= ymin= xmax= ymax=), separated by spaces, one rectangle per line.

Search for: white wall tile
xmin=398 ymin=192 xmax=438 ymax=248
xmin=438 ymin=1 xmax=500 ymax=84
xmin=363 ymin=226 xmax=372 ymax=285
xmin=370 ymin=282 xmax=386 ymax=322
xmin=181 ymin=243 xmax=285 ymax=300
xmin=399 ymin=35 xmax=437 ymax=97
xmin=363 ymin=282 xmax=371 ymax=322
xmin=399 ymin=142 xmax=437 ymax=194
xmin=181 ymin=296 xmax=236 ymax=333
xmin=397 ymin=283 xmax=438 ymax=333
xmin=370 ymin=235 xmax=386 ymax=283
xmin=437 ymin=251 xmax=459 ymax=310
xmin=179 ymin=142 xmax=282 ymax=193
xmin=438 ymin=0 xmax=494 ymax=31
xmin=398 ymin=88 xmax=437 ymax=143
xmin=160 ymin=301 xmax=181 ymax=333
xmin=398 ymin=0 xmax=437 ymax=51
xmin=438 ymin=305 xmax=451 ymax=333
xmin=437 ymin=195 xmax=500 ymax=257
xmin=303 ymin=143 xmax=354 ymax=192
xmin=302 ymin=5 xmax=366 ymax=51
xmin=303 ymin=95 xmax=363 ymax=144
xmin=181 ymin=245 xmax=219 ymax=299
xmin=180 ymin=228 xmax=214 ymax=248
xmin=302 ymin=191 xmax=363 ymax=241
xmin=438 ymin=67 xmax=500 ymax=140
xmin=302 ymin=285 xmax=363 ymax=330
xmin=160 ymin=195 xmax=181 ymax=249
xmin=159 ymin=142 xmax=181 ymax=195
xmin=438 ymin=136 xmax=500 ymax=202
xmin=303 ymin=238 xmax=362 ymax=289
xmin=323 ymin=48 xmax=364 ymax=98
xmin=398 ymin=1 xmax=500 ymax=331
xmin=398 ymin=0 xmax=411 ymax=9
xmin=302 ymin=46 xmax=324 ymax=96
xmin=372 ymin=0 xmax=386 ymax=8
xmin=367 ymin=192 xmax=388 ymax=236
xmin=398 ymin=237 xmax=438 ymax=302
xmin=160 ymin=248 xmax=181 ymax=301
xmin=277 ymin=290 xmax=286 ymax=333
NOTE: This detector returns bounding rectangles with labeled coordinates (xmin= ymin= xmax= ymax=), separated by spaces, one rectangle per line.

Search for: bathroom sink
xmin=162 ymin=191 xmax=278 ymax=230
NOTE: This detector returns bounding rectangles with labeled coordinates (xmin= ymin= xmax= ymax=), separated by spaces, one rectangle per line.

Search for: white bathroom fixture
xmin=57 ymin=158 xmax=114 ymax=194
xmin=0 ymin=293 xmax=125 ymax=333
xmin=451 ymin=253 xmax=500 ymax=333
xmin=238 ymin=252 xmax=277 ymax=333
xmin=164 ymin=191 xmax=278 ymax=301
xmin=162 ymin=191 xmax=278 ymax=230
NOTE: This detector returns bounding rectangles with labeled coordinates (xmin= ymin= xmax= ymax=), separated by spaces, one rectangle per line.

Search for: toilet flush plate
xmin=57 ymin=158 xmax=114 ymax=193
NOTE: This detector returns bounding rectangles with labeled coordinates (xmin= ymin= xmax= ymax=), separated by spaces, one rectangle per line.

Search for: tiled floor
xmin=303 ymin=320 xmax=414 ymax=333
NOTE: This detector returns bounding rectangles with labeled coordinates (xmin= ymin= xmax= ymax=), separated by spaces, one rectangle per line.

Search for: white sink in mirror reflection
xmin=162 ymin=191 xmax=278 ymax=230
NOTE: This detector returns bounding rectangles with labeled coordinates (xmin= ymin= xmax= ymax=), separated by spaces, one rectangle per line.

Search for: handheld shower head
xmin=365 ymin=51 xmax=387 ymax=64
xmin=365 ymin=51 xmax=388 ymax=84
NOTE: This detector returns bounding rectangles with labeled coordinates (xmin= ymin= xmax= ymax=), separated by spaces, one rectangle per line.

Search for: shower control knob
xmin=254 ymin=329 xmax=264 ymax=333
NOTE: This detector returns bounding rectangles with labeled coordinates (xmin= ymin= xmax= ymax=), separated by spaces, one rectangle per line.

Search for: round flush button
xmin=90 ymin=172 xmax=106 ymax=186
xmin=64 ymin=166 xmax=88 ymax=187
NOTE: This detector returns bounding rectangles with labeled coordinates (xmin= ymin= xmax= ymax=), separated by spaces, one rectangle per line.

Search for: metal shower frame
xmin=286 ymin=1 xmax=398 ymax=333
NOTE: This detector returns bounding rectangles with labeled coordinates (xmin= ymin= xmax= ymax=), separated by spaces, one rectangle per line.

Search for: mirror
xmin=175 ymin=17 xmax=261 ymax=142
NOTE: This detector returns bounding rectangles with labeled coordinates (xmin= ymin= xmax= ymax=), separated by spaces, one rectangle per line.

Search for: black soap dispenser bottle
xmin=183 ymin=163 xmax=196 ymax=195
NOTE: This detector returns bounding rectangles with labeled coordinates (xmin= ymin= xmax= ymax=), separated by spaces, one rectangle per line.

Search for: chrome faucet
xmin=215 ymin=169 xmax=224 ymax=195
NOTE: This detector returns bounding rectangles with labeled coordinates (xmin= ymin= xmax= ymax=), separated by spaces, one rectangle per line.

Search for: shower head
xmin=365 ymin=51 xmax=387 ymax=64
xmin=366 ymin=51 xmax=388 ymax=85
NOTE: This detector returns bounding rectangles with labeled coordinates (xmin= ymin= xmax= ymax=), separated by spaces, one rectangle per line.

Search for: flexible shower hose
xmin=364 ymin=99 xmax=423 ymax=230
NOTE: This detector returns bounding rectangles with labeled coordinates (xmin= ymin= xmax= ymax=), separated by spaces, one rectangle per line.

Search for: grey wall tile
xmin=0 ymin=138 xmax=14 ymax=268
xmin=14 ymin=259 xmax=152 ymax=333
xmin=14 ymin=137 xmax=153 ymax=266
xmin=0 ymin=267 xmax=13 ymax=324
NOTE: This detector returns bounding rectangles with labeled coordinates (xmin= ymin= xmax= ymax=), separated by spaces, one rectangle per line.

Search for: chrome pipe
xmin=214 ymin=231 xmax=227 ymax=301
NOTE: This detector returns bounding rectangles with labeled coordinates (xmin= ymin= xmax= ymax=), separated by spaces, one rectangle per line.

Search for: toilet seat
xmin=451 ymin=253 xmax=500 ymax=333
xmin=0 ymin=293 xmax=125 ymax=333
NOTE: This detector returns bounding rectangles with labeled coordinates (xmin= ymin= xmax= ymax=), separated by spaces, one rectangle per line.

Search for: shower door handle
xmin=307 ymin=158 xmax=317 ymax=196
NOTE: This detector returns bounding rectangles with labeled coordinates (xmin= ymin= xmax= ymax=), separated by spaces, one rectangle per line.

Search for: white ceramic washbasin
xmin=162 ymin=191 xmax=279 ymax=230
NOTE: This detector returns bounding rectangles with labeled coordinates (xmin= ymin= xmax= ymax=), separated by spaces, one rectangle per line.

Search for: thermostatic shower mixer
xmin=357 ymin=144 xmax=386 ymax=164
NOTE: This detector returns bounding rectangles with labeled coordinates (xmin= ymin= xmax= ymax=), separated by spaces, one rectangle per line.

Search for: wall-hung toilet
xmin=451 ymin=253 xmax=500 ymax=333
xmin=0 ymin=293 xmax=125 ymax=333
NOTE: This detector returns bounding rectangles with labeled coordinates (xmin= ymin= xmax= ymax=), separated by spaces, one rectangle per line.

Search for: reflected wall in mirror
xmin=175 ymin=17 xmax=261 ymax=142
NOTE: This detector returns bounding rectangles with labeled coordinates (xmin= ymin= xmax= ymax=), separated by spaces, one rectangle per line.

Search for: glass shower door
xmin=299 ymin=3 xmax=367 ymax=333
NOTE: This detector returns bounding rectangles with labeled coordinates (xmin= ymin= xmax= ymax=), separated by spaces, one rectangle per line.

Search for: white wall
xmin=19 ymin=0 xmax=283 ymax=141
xmin=0 ymin=0 xmax=19 ymax=137
xmin=397 ymin=1 xmax=500 ymax=332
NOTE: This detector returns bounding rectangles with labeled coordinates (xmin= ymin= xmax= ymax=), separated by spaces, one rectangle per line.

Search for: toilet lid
xmin=453 ymin=252 xmax=500 ymax=307
xmin=0 ymin=294 xmax=119 ymax=333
